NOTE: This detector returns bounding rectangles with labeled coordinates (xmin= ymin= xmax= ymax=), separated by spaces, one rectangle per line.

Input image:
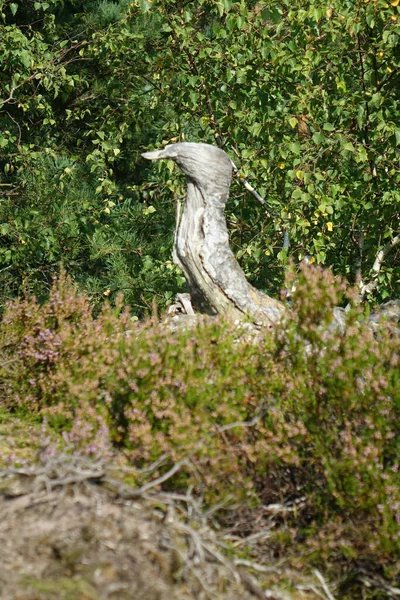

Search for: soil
xmin=0 ymin=469 xmax=266 ymax=600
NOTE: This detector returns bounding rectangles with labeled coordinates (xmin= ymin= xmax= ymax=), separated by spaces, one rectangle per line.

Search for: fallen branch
xmin=360 ymin=574 xmax=400 ymax=597
xmin=117 ymin=457 xmax=191 ymax=498
xmin=314 ymin=569 xmax=337 ymax=600
xmin=234 ymin=559 xmax=283 ymax=574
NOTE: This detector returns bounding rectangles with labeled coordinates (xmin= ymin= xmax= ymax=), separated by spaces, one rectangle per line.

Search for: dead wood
xmin=142 ymin=143 xmax=285 ymax=327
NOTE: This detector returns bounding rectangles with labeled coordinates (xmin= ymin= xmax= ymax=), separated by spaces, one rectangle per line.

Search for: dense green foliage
xmin=0 ymin=0 xmax=399 ymax=311
xmin=1 ymin=268 xmax=399 ymax=596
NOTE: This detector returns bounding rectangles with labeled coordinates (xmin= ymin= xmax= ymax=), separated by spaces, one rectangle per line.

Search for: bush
xmin=1 ymin=267 xmax=399 ymax=586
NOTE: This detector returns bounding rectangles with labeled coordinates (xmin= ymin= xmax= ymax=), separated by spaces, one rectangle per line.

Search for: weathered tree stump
xmin=142 ymin=143 xmax=285 ymax=327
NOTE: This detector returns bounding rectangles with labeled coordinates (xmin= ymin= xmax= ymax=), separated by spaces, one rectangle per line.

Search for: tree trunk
xmin=142 ymin=142 xmax=285 ymax=327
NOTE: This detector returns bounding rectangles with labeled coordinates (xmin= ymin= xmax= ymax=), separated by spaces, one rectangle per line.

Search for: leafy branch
xmin=360 ymin=233 xmax=400 ymax=299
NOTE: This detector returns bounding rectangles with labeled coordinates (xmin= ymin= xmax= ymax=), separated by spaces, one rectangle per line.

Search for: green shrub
xmin=0 ymin=152 xmax=183 ymax=315
xmin=1 ymin=266 xmax=399 ymax=584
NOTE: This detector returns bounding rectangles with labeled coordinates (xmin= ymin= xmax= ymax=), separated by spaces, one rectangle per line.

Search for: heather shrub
xmin=0 ymin=271 xmax=130 ymax=455
xmin=0 ymin=271 xmax=278 ymax=493
xmin=1 ymin=268 xmax=399 ymax=582
xmin=268 ymin=265 xmax=400 ymax=574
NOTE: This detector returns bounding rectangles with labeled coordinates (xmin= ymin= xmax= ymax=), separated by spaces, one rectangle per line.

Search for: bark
xmin=142 ymin=142 xmax=285 ymax=326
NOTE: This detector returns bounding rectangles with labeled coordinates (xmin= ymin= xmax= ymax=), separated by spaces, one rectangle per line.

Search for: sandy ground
xmin=0 ymin=469 xmax=267 ymax=600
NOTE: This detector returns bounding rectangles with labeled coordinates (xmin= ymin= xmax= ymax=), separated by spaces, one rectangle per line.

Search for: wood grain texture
xmin=143 ymin=143 xmax=285 ymax=326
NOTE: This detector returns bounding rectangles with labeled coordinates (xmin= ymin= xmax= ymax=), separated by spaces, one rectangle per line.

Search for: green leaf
xmin=226 ymin=14 xmax=237 ymax=31
xmin=366 ymin=14 xmax=375 ymax=28
xmin=10 ymin=3 xmax=18 ymax=15
xmin=370 ymin=92 xmax=381 ymax=108
xmin=343 ymin=142 xmax=355 ymax=152
xmin=323 ymin=122 xmax=335 ymax=132
xmin=216 ymin=2 xmax=224 ymax=17
xmin=252 ymin=122 xmax=263 ymax=137
xmin=357 ymin=105 xmax=365 ymax=129
xmin=289 ymin=142 xmax=301 ymax=155
xmin=139 ymin=0 xmax=152 ymax=12
xmin=312 ymin=132 xmax=325 ymax=144
xmin=356 ymin=147 xmax=368 ymax=163
xmin=189 ymin=91 xmax=199 ymax=105
xmin=19 ymin=50 xmax=31 ymax=68
xmin=143 ymin=205 xmax=156 ymax=215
